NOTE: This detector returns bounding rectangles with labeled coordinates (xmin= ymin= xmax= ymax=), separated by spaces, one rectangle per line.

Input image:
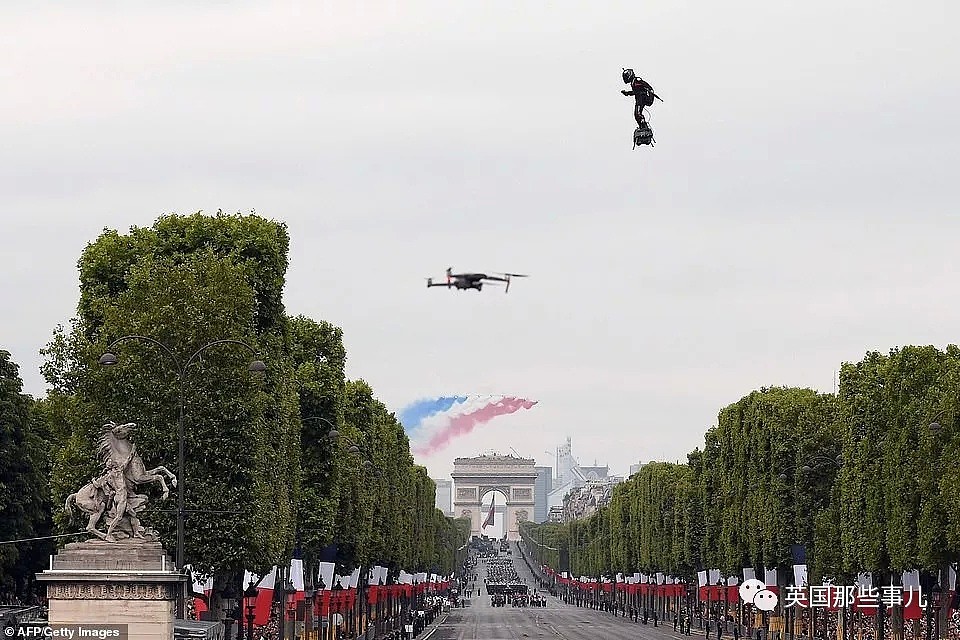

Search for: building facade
xmin=451 ymin=454 xmax=537 ymax=540
xmin=545 ymin=437 xmax=613 ymax=512
xmin=533 ymin=466 xmax=552 ymax=523
xmin=433 ymin=478 xmax=453 ymax=516
xmin=561 ymin=477 xmax=625 ymax=522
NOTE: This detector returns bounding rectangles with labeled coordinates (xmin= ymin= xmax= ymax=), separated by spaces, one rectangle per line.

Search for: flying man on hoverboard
xmin=621 ymin=68 xmax=662 ymax=148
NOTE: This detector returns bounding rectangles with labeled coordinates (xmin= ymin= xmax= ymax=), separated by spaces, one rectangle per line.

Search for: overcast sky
xmin=3 ymin=2 xmax=958 ymax=482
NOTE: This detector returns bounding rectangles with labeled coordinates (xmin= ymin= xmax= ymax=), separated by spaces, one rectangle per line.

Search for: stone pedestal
xmin=37 ymin=539 xmax=185 ymax=640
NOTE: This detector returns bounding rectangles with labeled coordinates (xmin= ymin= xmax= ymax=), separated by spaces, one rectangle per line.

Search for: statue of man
xmin=65 ymin=420 xmax=175 ymax=542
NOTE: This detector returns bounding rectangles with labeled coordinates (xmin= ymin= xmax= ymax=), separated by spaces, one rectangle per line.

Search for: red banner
xmin=903 ymin=588 xmax=923 ymax=620
xmin=317 ymin=591 xmax=331 ymax=617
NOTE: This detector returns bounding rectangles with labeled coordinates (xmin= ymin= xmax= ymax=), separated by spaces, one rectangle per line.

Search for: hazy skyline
xmin=3 ymin=2 xmax=958 ymax=480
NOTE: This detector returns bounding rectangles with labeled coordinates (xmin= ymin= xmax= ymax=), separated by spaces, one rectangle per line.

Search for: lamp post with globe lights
xmin=98 ymin=335 xmax=266 ymax=618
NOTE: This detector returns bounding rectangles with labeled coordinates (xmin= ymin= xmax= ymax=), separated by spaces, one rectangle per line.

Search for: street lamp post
xmin=277 ymin=575 xmax=296 ymax=640
xmin=297 ymin=414 xmax=338 ymax=612
xmin=99 ymin=335 xmax=266 ymax=619
xmin=327 ymin=428 xmax=380 ymax=477
xmin=777 ymin=454 xmax=843 ymax=482
xmin=926 ymin=417 xmax=949 ymax=640
xmin=221 ymin=580 xmax=242 ymax=640
xmin=243 ymin=579 xmax=258 ymax=640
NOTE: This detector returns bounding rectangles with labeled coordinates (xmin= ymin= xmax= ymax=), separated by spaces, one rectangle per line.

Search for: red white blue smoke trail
xmin=397 ymin=395 xmax=538 ymax=456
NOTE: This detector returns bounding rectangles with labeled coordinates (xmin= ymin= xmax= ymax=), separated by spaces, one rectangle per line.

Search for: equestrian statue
xmin=64 ymin=421 xmax=178 ymax=543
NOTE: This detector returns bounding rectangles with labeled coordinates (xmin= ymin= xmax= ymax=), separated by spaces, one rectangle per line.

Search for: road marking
xmin=419 ymin=612 xmax=450 ymax=640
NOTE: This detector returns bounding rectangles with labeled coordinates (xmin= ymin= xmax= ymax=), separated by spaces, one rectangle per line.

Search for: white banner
xmin=902 ymin=570 xmax=920 ymax=589
xmin=318 ymin=562 xmax=336 ymax=591
xmin=289 ymin=559 xmax=305 ymax=592
xmin=793 ymin=564 xmax=808 ymax=587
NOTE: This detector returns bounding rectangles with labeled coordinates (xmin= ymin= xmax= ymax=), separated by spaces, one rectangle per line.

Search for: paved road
xmin=431 ymin=549 xmax=695 ymax=640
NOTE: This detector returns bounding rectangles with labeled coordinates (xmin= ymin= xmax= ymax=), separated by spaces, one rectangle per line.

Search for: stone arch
xmin=451 ymin=454 xmax=537 ymax=541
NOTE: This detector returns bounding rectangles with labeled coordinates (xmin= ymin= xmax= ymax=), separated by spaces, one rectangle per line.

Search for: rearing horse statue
xmin=98 ymin=421 xmax=177 ymax=499
xmin=65 ymin=421 xmax=177 ymax=542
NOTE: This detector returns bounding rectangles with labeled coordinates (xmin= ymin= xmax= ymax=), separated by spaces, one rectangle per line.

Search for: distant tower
xmin=557 ymin=437 xmax=574 ymax=485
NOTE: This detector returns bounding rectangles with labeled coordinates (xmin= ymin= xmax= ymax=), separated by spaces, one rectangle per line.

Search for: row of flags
xmin=695 ymin=566 xmax=959 ymax=591
xmin=541 ymin=566 xmax=686 ymax=596
xmin=544 ymin=564 xmax=958 ymax=590
xmin=541 ymin=563 xmax=959 ymax=615
xmin=188 ymin=562 xmax=451 ymax=626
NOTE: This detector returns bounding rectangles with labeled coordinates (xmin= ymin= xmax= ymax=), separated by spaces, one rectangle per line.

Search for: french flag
xmin=290 ymin=558 xmax=306 ymax=603
xmin=191 ymin=570 xmax=212 ymax=620
xmin=243 ymin=569 xmax=260 ymax=591
xmin=253 ymin=566 xmax=277 ymax=626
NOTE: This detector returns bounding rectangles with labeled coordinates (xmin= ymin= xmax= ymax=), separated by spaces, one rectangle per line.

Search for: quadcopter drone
xmin=426 ymin=267 xmax=528 ymax=293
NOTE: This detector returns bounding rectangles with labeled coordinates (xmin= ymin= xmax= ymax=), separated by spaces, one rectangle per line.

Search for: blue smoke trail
xmin=399 ymin=396 xmax=468 ymax=432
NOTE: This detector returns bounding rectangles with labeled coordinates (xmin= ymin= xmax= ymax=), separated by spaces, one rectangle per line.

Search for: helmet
xmin=622 ymin=68 xmax=636 ymax=84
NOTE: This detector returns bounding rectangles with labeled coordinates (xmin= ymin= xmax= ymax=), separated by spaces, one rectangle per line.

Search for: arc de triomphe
xmin=451 ymin=454 xmax=537 ymax=541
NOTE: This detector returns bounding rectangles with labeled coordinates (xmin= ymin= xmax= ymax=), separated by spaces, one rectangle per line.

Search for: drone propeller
xmin=490 ymin=272 xmax=527 ymax=293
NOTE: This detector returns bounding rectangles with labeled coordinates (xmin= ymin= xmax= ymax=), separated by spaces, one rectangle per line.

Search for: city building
xmin=629 ymin=461 xmax=649 ymax=476
xmin=561 ymin=475 xmax=625 ymax=522
xmin=544 ymin=437 xmax=612 ymax=511
xmin=433 ymin=478 xmax=453 ymax=516
xmin=534 ymin=466 xmax=552 ymax=523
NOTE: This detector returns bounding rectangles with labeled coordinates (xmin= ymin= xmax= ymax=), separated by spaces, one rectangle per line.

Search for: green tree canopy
xmin=0 ymin=350 xmax=53 ymax=596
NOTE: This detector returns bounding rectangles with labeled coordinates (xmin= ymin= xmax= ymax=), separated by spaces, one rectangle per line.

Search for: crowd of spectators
xmin=0 ymin=589 xmax=45 ymax=608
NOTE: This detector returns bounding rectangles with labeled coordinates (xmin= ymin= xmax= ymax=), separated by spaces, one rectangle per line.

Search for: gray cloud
xmin=3 ymin=0 xmax=958 ymax=478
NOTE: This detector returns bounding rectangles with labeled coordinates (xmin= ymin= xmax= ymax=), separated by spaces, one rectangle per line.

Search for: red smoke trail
xmin=412 ymin=397 xmax=537 ymax=456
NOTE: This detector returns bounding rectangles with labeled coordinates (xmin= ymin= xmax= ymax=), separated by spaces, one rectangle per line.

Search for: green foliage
xmin=323 ymin=373 xmax=470 ymax=574
xmin=711 ymin=387 xmax=838 ymax=574
xmin=0 ymin=351 xmax=53 ymax=595
xmin=289 ymin=316 xmax=345 ymax=570
xmin=534 ymin=355 xmax=960 ymax=586
xmin=837 ymin=346 xmax=960 ymax=572
xmin=7 ymin=210 xmax=473 ymax=606
xmin=536 ymin=387 xmax=842 ymax=581
xmin=41 ymin=214 xmax=301 ymax=581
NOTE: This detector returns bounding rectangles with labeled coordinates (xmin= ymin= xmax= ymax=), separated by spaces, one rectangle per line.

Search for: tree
xmin=289 ymin=316 xmax=346 ymax=576
xmin=837 ymin=346 xmax=960 ymax=573
xmin=34 ymin=211 xmax=500 ymax=606
xmin=41 ymin=213 xmax=301 ymax=613
xmin=0 ymin=350 xmax=53 ymax=597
